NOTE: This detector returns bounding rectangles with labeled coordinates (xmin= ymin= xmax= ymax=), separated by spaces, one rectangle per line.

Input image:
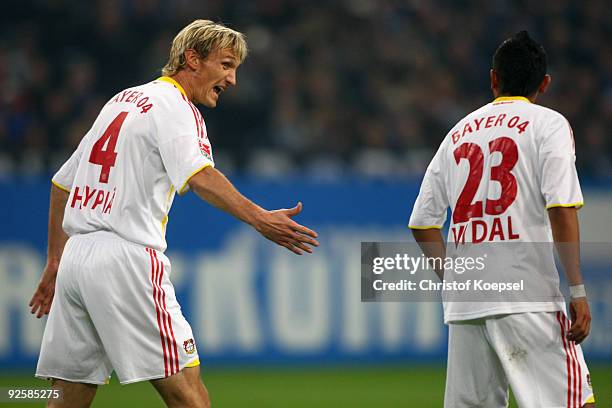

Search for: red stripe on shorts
xmin=153 ymin=252 xmax=173 ymax=375
xmin=566 ymin=315 xmax=582 ymax=407
xmin=570 ymin=342 xmax=582 ymax=406
xmin=556 ymin=311 xmax=572 ymax=407
xmin=147 ymin=248 xmax=168 ymax=377
xmin=152 ymin=250 xmax=180 ymax=375
xmin=161 ymin=261 xmax=180 ymax=374
xmin=566 ymin=314 xmax=579 ymax=408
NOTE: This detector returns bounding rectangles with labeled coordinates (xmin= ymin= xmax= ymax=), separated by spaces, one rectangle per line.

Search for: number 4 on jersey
xmin=89 ymin=112 xmax=128 ymax=183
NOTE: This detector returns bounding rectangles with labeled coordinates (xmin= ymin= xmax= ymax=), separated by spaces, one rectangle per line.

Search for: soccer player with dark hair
xmin=409 ymin=31 xmax=595 ymax=407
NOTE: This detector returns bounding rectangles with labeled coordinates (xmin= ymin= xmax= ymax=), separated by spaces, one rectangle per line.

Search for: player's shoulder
xmin=527 ymin=103 xmax=568 ymax=124
xmin=441 ymin=103 xmax=489 ymax=143
xmin=142 ymin=80 xmax=181 ymax=103
xmin=133 ymin=79 xmax=200 ymax=120
xmin=518 ymin=103 xmax=572 ymax=144
xmin=461 ymin=103 xmax=491 ymax=123
xmin=103 ymin=81 xmax=168 ymax=114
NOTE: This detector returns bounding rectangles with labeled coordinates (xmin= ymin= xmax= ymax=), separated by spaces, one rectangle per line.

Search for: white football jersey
xmin=409 ymin=96 xmax=583 ymax=322
xmin=53 ymin=77 xmax=214 ymax=252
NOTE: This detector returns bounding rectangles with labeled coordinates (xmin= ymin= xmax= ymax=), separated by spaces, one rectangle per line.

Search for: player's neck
xmin=168 ymin=72 xmax=194 ymax=102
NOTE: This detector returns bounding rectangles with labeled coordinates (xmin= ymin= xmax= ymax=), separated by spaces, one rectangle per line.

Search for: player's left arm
xmin=29 ymin=184 xmax=69 ymax=318
xmin=548 ymin=206 xmax=591 ymax=344
xmin=188 ymin=166 xmax=319 ymax=255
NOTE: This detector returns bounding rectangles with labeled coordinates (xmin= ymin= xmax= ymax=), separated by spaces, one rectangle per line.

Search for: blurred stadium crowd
xmin=1 ymin=0 xmax=610 ymax=179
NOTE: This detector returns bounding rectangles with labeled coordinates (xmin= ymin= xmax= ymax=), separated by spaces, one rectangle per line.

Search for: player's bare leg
xmin=184 ymin=366 xmax=210 ymax=406
xmin=47 ymin=379 xmax=97 ymax=408
xmin=151 ymin=366 xmax=210 ymax=408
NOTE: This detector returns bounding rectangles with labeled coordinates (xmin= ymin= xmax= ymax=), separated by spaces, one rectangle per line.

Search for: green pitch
xmin=1 ymin=364 xmax=610 ymax=407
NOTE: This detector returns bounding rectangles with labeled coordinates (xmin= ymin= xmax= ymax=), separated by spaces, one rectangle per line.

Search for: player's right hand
xmin=29 ymin=261 xmax=58 ymax=318
xmin=254 ymin=202 xmax=319 ymax=255
xmin=568 ymin=297 xmax=591 ymax=344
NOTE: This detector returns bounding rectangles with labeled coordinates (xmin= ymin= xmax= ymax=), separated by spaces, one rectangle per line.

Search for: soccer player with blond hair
xmin=30 ymin=20 xmax=319 ymax=408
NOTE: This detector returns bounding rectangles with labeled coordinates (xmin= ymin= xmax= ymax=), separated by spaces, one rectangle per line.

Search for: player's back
xmin=435 ymin=96 xmax=581 ymax=245
xmin=409 ymin=96 xmax=582 ymax=321
xmin=53 ymin=78 xmax=214 ymax=251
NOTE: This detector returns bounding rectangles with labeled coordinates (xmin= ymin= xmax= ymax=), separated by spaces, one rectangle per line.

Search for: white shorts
xmin=36 ymin=232 xmax=200 ymax=385
xmin=445 ymin=312 xmax=595 ymax=408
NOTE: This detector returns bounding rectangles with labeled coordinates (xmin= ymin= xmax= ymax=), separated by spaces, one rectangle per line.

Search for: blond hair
xmin=162 ymin=20 xmax=248 ymax=76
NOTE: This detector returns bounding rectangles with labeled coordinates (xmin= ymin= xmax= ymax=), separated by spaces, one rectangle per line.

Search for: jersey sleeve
xmin=539 ymin=115 xmax=583 ymax=209
xmin=153 ymin=97 xmax=215 ymax=195
xmin=409 ymin=140 xmax=449 ymax=229
xmin=51 ymin=135 xmax=88 ymax=192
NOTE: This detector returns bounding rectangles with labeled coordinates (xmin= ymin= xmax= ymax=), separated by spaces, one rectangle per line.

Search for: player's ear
xmin=490 ymin=69 xmax=499 ymax=93
xmin=184 ymin=49 xmax=200 ymax=71
xmin=538 ymin=74 xmax=552 ymax=95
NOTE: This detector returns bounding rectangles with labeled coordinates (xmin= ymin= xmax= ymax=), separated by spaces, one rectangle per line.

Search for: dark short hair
xmin=492 ymin=31 xmax=547 ymax=97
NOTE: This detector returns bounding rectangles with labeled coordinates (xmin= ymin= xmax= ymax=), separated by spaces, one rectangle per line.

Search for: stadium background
xmin=1 ymin=0 xmax=610 ymax=406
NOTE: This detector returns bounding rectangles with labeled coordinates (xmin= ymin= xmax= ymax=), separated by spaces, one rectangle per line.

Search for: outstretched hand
xmin=254 ymin=202 xmax=319 ymax=255
xmin=29 ymin=262 xmax=58 ymax=318
xmin=568 ymin=297 xmax=591 ymax=344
